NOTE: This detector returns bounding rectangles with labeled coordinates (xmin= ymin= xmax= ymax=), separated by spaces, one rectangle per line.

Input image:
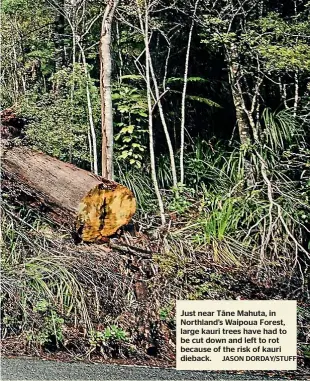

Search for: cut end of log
xmin=76 ymin=183 xmax=136 ymax=242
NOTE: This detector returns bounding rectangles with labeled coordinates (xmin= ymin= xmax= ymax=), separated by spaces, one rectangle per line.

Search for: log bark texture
xmin=1 ymin=143 xmax=136 ymax=242
xmin=100 ymin=0 xmax=119 ymax=180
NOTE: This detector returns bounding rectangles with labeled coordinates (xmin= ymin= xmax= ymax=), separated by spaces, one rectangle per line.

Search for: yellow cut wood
xmin=77 ymin=184 xmax=136 ymax=242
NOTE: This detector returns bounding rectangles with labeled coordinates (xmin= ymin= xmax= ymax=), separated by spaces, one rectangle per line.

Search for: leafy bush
xmin=26 ymin=300 xmax=64 ymax=348
xmin=89 ymin=325 xmax=128 ymax=349
xmin=113 ymin=85 xmax=148 ymax=169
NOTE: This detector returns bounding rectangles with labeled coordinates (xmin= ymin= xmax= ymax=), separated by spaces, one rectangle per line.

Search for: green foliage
xmin=103 ymin=325 xmax=128 ymax=341
xmin=169 ymin=133 xmax=309 ymax=268
xmin=259 ymin=43 xmax=310 ymax=71
xmin=166 ymin=76 xmax=209 ymax=84
xmin=183 ymin=140 xmax=243 ymax=191
xmin=113 ymin=85 xmax=148 ymax=168
xmin=186 ymin=195 xmax=244 ymax=265
xmin=169 ymin=90 xmax=221 ymax=107
xmin=202 ymin=8 xmax=310 ymax=72
xmin=89 ymin=326 xmax=128 ymax=345
xmin=168 ymin=186 xmax=194 ymax=214
xmin=88 ymin=326 xmax=129 ymax=357
xmin=159 ymin=303 xmax=175 ymax=325
xmin=250 ymin=13 xmax=310 ymax=71
xmin=2 ymin=0 xmax=31 ymax=14
xmin=2 ymin=0 xmax=310 ymax=366
xmin=1 ymin=0 xmax=54 ymax=106
xmin=187 ymin=276 xmax=227 ymax=300
xmin=262 ymin=108 xmax=301 ymax=151
xmin=156 ymin=154 xmax=173 ymax=189
xmin=0 ymin=202 xmax=92 ymax=342
xmin=26 ymin=300 xmax=64 ymax=347
xmin=116 ymin=163 xmax=156 ymax=213
xmin=153 ymin=249 xmax=189 ymax=278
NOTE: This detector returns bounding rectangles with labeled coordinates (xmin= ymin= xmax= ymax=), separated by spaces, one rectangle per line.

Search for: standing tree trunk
xmin=226 ymin=43 xmax=252 ymax=146
xmin=293 ymin=70 xmax=299 ymax=119
xmin=78 ymin=40 xmax=99 ymax=175
xmin=100 ymin=0 xmax=119 ymax=180
xmin=149 ymin=58 xmax=178 ymax=189
xmin=54 ymin=8 xmax=65 ymax=73
xmin=226 ymin=43 xmax=255 ymax=185
xmin=136 ymin=0 xmax=166 ymax=225
xmin=180 ymin=0 xmax=200 ymax=185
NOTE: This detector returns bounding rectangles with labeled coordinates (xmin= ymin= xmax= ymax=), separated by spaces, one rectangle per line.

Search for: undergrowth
xmin=118 ymin=138 xmax=309 ymax=279
xmin=1 ymin=137 xmax=309 ymax=364
xmin=0 ymin=201 xmax=140 ymax=357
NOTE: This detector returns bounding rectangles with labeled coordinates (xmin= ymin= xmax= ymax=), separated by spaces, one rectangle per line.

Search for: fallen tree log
xmin=1 ymin=142 xmax=136 ymax=242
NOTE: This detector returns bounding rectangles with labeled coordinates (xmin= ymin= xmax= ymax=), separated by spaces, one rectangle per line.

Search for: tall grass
xmin=113 ymin=128 xmax=308 ymax=276
xmin=1 ymin=202 xmax=92 ymax=332
xmin=115 ymin=161 xmax=156 ymax=213
xmin=262 ymin=108 xmax=301 ymax=151
xmin=157 ymin=134 xmax=310 ymax=275
xmin=0 ymin=201 xmax=135 ymax=349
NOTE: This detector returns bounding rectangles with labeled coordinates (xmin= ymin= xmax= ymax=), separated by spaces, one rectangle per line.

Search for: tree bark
xmin=1 ymin=143 xmax=136 ymax=243
xmin=226 ymin=43 xmax=256 ymax=186
xmin=136 ymin=0 xmax=166 ymax=225
xmin=180 ymin=0 xmax=200 ymax=185
xmin=226 ymin=43 xmax=252 ymax=146
xmin=77 ymin=40 xmax=99 ymax=175
xmin=293 ymin=70 xmax=299 ymax=119
xmin=149 ymin=57 xmax=178 ymax=189
xmin=100 ymin=0 xmax=119 ymax=180
xmin=54 ymin=9 xmax=65 ymax=72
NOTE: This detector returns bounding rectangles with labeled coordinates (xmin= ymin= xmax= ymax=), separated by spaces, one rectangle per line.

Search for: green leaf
xmin=121 ymin=74 xmax=144 ymax=81
xmin=167 ymin=76 xmax=209 ymax=84
xmin=169 ymin=90 xmax=221 ymax=107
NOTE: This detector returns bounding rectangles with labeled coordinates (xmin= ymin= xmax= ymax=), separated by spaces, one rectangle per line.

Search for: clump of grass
xmin=115 ymin=161 xmax=156 ymax=213
xmin=0 ymin=201 xmax=136 ymax=355
xmin=1 ymin=202 xmax=91 ymax=332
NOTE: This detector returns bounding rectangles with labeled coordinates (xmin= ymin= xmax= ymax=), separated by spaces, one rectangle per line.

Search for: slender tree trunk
xmin=226 ymin=45 xmax=252 ymax=146
xmin=116 ymin=21 xmax=123 ymax=84
xmin=293 ymin=70 xmax=299 ymax=119
xmin=87 ymin=128 xmax=94 ymax=173
xmin=149 ymin=58 xmax=178 ymax=188
xmin=180 ymin=0 xmax=200 ymax=185
xmin=226 ymin=43 xmax=255 ymax=185
xmin=136 ymin=0 xmax=166 ymax=225
xmin=78 ymin=41 xmax=98 ymax=175
xmin=99 ymin=0 xmax=119 ymax=180
xmin=68 ymin=0 xmax=77 ymax=164
xmin=54 ymin=10 xmax=65 ymax=72
xmin=12 ymin=45 xmax=20 ymax=99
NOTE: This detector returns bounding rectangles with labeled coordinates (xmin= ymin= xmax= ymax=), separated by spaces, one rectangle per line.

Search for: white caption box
xmin=176 ymin=300 xmax=297 ymax=371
